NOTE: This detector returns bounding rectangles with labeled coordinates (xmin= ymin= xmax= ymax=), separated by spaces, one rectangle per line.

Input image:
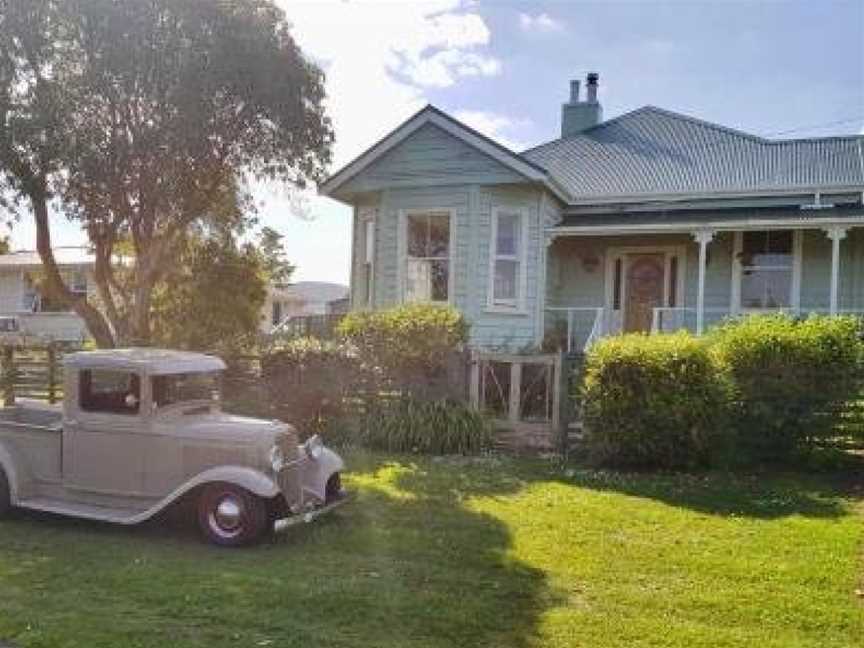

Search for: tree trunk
xmin=31 ymin=190 xmax=116 ymax=348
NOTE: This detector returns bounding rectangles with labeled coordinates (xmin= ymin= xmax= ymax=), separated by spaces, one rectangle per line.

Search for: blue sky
xmin=8 ymin=0 xmax=863 ymax=286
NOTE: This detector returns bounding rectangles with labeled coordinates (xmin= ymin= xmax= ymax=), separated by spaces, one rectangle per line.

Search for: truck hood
xmin=155 ymin=411 xmax=295 ymax=444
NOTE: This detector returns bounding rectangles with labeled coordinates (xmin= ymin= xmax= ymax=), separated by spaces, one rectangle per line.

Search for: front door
xmin=624 ymin=254 xmax=665 ymax=332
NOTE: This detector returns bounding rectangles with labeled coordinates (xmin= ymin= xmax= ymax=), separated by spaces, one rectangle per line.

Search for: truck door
xmin=62 ymin=369 xmax=148 ymax=496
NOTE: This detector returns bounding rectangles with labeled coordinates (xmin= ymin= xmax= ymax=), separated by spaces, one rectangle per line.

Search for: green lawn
xmin=0 ymin=452 xmax=862 ymax=647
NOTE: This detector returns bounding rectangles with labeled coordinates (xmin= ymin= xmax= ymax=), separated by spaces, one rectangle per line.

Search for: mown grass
xmin=0 ymin=452 xmax=862 ymax=647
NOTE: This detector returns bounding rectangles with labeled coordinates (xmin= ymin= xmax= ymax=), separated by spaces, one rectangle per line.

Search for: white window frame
xmin=359 ymin=207 xmax=377 ymax=308
xmin=397 ymin=208 xmax=455 ymax=305
xmin=487 ymin=206 xmax=529 ymax=313
xmin=731 ymin=230 xmax=802 ymax=315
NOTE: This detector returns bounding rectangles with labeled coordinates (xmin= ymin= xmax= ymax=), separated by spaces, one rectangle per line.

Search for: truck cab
xmin=0 ymin=348 xmax=347 ymax=546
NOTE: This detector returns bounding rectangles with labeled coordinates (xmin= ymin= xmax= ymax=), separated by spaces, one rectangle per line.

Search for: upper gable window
xmin=403 ymin=211 xmax=450 ymax=303
xmin=79 ymin=370 xmax=140 ymax=415
xmin=489 ymin=207 xmax=527 ymax=309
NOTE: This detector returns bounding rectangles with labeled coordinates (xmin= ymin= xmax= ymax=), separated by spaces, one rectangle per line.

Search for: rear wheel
xmin=197 ymin=483 xmax=269 ymax=547
xmin=0 ymin=467 xmax=11 ymax=518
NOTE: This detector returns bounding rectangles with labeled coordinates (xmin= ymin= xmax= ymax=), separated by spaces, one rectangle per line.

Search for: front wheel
xmin=197 ymin=483 xmax=269 ymax=547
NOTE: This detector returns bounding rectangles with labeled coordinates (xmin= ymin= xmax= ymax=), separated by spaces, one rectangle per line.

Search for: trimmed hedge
xmin=262 ymin=304 xmax=484 ymax=454
xmin=709 ymin=314 xmax=863 ymax=461
xmin=261 ymin=337 xmax=361 ymax=437
xmin=582 ymin=332 xmax=727 ymax=469
xmin=579 ymin=315 xmax=864 ymax=468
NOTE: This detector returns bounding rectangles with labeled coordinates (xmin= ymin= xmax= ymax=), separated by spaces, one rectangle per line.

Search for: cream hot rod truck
xmin=0 ymin=348 xmax=347 ymax=546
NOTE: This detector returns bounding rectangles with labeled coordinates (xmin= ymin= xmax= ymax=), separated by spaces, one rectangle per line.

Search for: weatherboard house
xmin=321 ymin=74 xmax=864 ymax=352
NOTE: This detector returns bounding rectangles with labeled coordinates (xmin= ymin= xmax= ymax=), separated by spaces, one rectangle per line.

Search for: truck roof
xmin=64 ymin=348 xmax=227 ymax=375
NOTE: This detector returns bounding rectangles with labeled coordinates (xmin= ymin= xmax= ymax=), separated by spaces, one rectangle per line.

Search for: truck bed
xmin=0 ymin=403 xmax=63 ymax=431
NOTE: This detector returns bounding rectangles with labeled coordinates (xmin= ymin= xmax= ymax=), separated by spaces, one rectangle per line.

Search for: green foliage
xmin=357 ymin=398 xmax=492 ymax=454
xmin=338 ymin=303 xmax=468 ymax=378
xmin=579 ymin=315 xmax=864 ymax=468
xmin=581 ymin=332 xmax=728 ymax=469
xmin=257 ymin=227 xmax=295 ymax=284
xmin=261 ymin=337 xmax=361 ymax=437
xmin=708 ymin=314 xmax=864 ymax=461
xmin=150 ymin=236 xmax=269 ymax=355
xmin=0 ymin=0 xmax=331 ymax=346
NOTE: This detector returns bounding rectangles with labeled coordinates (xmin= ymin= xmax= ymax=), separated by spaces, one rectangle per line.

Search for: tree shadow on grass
xmin=555 ymin=459 xmax=863 ymax=520
xmin=0 ymin=455 xmax=560 ymax=648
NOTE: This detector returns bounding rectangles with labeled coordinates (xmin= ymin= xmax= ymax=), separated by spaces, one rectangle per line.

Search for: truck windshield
xmin=152 ymin=372 xmax=219 ymax=409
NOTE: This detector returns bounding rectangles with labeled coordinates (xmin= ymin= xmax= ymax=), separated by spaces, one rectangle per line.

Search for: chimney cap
xmin=587 ymin=72 xmax=599 ymax=85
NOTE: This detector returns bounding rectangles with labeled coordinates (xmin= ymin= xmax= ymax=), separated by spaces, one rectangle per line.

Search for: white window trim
xmin=730 ymin=230 xmax=802 ymax=315
xmin=397 ymin=208 xmax=455 ymax=305
xmin=487 ymin=206 xmax=530 ymax=314
xmin=359 ymin=207 xmax=377 ymax=308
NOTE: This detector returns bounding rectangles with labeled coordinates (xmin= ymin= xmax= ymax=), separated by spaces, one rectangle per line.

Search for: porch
xmin=542 ymin=219 xmax=864 ymax=352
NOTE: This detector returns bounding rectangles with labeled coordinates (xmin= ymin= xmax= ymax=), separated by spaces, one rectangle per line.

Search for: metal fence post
xmin=47 ymin=343 xmax=58 ymax=405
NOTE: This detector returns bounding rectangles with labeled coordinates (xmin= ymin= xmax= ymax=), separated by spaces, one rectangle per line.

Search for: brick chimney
xmin=561 ymin=72 xmax=602 ymax=137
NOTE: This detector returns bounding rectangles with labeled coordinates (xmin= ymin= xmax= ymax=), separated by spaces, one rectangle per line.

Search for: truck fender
xmin=301 ymin=447 xmax=345 ymax=504
xmin=177 ymin=466 xmax=281 ymax=501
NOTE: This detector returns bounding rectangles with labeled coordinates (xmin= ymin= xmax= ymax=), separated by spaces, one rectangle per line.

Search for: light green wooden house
xmin=321 ymin=74 xmax=864 ymax=354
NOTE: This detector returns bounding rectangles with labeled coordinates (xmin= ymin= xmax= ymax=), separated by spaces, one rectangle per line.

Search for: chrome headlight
xmin=269 ymin=445 xmax=286 ymax=472
xmin=305 ymin=434 xmax=324 ymax=460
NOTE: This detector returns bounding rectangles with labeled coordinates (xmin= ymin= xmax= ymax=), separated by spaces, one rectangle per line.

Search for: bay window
xmin=403 ymin=210 xmax=450 ymax=303
xmin=489 ymin=207 xmax=527 ymax=310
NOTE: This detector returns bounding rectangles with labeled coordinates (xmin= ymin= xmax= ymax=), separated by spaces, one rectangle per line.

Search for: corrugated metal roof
xmin=522 ymin=106 xmax=864 ymax=202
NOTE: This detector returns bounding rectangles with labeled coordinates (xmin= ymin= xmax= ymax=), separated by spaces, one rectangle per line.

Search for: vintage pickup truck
xmin=0 ymin=348 xmax=347 ymax=546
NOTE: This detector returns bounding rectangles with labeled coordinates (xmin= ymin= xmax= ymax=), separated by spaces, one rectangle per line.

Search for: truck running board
xmin=16 ymin=497 xmax=146 ymax=525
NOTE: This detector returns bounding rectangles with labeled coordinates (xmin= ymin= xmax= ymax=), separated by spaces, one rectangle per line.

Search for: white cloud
xmin=453 ymin=110 xmax=531 ymax=151
xmin=280 ymin=0 xmax=501 ymax=166
xmin=518 ymin=12 xmax=564 ymax=33
xmin=269 ymin=1 xmax=504 ymax=283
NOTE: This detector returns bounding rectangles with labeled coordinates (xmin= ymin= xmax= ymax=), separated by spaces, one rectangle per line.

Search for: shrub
xmin=261 ymin=337 xmax=361 ymax=437
xmin=708 ymin=314 xmax=863 ymax=461
xmin=338 ymin=303 xmax=469 ymax=399
xmin=357 ymin=397 xmax=492 ymax=455
xmin=581 ymin=332 xmax=728 ymax=469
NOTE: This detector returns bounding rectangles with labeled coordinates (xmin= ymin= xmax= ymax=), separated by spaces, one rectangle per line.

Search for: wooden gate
xmin=470 ymin=352 xmax=564 ymax=452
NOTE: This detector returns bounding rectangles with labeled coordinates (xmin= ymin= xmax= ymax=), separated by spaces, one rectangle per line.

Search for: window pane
xmin=496 ymin=213 xmax=520 ymax=256
xmin=430 ymin=259 xmax=449 ymax=301
xmin=741 ymin=269 xmax=792 ymax=309
xmin=407 ymin=215 xmax=426 ymax=257
xmin=405 ymin=259 xmax=449 ymax=302
xmin=405 ymin=259 xmax=431 ymax=301
xmin=80 ymin=370 xmax=140 ymax=415
xmin=364 ymin=220 xmax=375 ymax=264
xmin=427 ymin=213 xmax=450 ymax=257
xmin=742 ymin=230 xmax=792 ymax=267
xmin=494 ymin=259 xmax=518 ymax=302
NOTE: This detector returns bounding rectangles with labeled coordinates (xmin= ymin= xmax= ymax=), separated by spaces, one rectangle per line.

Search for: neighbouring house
xmin=321 ymin=73 xmax=864 ymax=353
xmin=262 ymin=281 xmax=350 ymax=333
xmin=0 ymin=247 xmax=94 ymax=342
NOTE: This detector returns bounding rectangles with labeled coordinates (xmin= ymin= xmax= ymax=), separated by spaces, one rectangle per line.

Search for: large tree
xmin=0 ymin=0 xmax=332 ymax=346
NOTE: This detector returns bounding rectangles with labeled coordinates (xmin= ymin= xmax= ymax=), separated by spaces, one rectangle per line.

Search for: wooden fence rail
xmin=1 ymin=344 xmax=73 ymax=406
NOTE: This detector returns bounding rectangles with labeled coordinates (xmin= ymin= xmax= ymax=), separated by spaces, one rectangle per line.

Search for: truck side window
xmin=79 ymin=370 xmax=140 ymax=415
